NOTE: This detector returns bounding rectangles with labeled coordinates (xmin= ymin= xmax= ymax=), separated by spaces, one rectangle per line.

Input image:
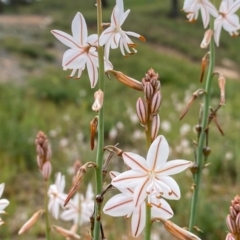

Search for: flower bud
xmin=235 ymin=212 xmax=240 ymax=230
xmin=92 ymin=89 xmax=104 ymax=112
xmin=18 ymin=209 xmax=44 ymax=235
xmin=160 ymin=219 xmax=201 ymax=240
xmin=51 ymin=225 xmax=81 ymax=239
xmin=42 ymin=161 xmax=52 ymax=181
xmin=200 ymin=29 xmax=213 ymax=49
xmin=225 ymin=233 xmax=235 ymax=240
xmin=144 ymin=82 xmax=154 ymax=101
xmin=218 ymin=74 xmax=226 ymax=105
xmin=230 ymin=206 xmax=237 ymax=219
xmin=151 ymin=115 xmax=160 ymax=141
xmin=107 ymin=70 xmax=143 ymax=91
xmin=136 ymin=98 xmax=148 ymax=125
xmin=151 ymin=91 xmax=161 ymax=115
xmin=226 ymin=214 xmax=237 ymax=234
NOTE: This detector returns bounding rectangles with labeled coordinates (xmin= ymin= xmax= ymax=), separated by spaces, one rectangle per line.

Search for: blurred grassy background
xmin=0 ymin=0 xmax=240 ymax=239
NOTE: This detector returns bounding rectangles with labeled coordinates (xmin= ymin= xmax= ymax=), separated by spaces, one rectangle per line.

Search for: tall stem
xmin=188 ymin=21 xmax=215 ymax=231
xmin=94 ymin=0 xmax=105 ymax=239
xmin=144 ymin=107 xmax=152 ymax=240
xmin=44 ymin=180 xmax=51 ymax=240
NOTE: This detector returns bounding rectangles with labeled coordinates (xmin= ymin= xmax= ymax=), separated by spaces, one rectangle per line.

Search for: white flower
xmin=183 ymin=0 xmax=218 ymax=28
xmin=61 ymin=184 xmax=94 ymax=225
xmin=99 ymin=0 xmax=145 ymax=59
xmin=103 ymin=172 xmax=173 ymax=238
xmin=112 ymin=135 xmax=192 ymax=208
xmin=214 ymin=0 xmax=240 ymax=46
xmin=51 ymin=12 xmax=112 ymax=88
xmin=48 ymin=173 xmax=67 ymax=219
xmin=0 ymin=183 xmax=9 ymax=214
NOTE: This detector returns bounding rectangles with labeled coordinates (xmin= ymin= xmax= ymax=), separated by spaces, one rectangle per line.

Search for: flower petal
xmin=131 ymin=202 xmax=146 ymax=237
xmin=214 ymin=17 xmax=223 ymax=46
xmin=151 ymin=198 xmax=173 ymax=220
xmin=71 ymin=12 xmax=88 ymax=46
xmin=155 ymin=159 xmax=191 ymax=175
xmin=51 ymin=30 xmax=80 ymax=49
xmin=0 ymin=184 xmax=4 ymax=198
xmin=146 ymin=135 xmax=169 ymax=170
xmin=112 ymin=170 xmax=147 ymax=189
xmin=103 ymin=193 xmax=133 ymax=217
xmin=156 ymin=176 xmax=181 ymax=200
xmin=62 ymin=49 xmax=86 ymax=69
xmin=133 ymin=177 xmax=149 ymax=207
xmin=122 ymin=152 xmax=148 ymax=171
xmin=0 ymin=199 xmax=9 ymax=211
xmin=86 ymin=53 xmax=98 ymax=88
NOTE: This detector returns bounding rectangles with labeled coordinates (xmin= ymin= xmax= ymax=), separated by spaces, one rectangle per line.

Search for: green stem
xmin=94 ymin=0 xmax=105 ymax=239
xmin=188 ymin=23 xmax=215 ymax=231
xmin=144 ymin=107 xmax=153 ymax=240
xmin=44 ymin=180 xmax=51 ymax=240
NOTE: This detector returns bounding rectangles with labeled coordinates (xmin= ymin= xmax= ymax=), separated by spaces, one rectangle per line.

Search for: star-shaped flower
xmin=61 ymin=184 xmax=94 ymax=225
xmin=214 ymin=0 xmax=240 ymax=46
xmin=0 ymin=183 xmax=9 ymax=215
xmin=48 ymin=173 xmax=67 ymax=219
xmin=51 ymin=12 xmax=112 ymax=88
xmin=99 ymin=0 xmax=145 ymax=59
xmin=103 ymin=172 xmax=173 ymax=237
xmin=183 ymin=0 xmax=218 ymax=28
xmin=111 ymin=135 xmax=192 ymax=208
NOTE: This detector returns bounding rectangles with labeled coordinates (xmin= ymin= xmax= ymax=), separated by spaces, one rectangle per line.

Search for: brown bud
xmin=136 ymin=98 xmax=148 ymax=125
xmin=92 ymin=89 xmax=104 ymax=112
xmin=199 ymin=53 xmax=209 ymax=83
xmin=90 ymin=116 xmax=98 ymax=150
xmin=106 ymin=70 xmax=143 ymax=91
xmin=203 ymin=146 xmax=211 ymax=157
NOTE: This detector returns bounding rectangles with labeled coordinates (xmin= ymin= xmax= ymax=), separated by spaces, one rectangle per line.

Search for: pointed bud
xmin=51 ymin=225 xmax=81 ymax=239
xmin=144 ymin=82 xmax=154 ymax=101
xmin=230 ymin=206 xmax=237 ymax=219
xmin=225 ymin=233 xmax=235 ymax=240
xmin=90 ymin=116 xmax=98 ymax=150
xmin=18 ymin=209 xmax=44 ymax=235
xmin=235 ymin=212 xmax=240 ymax=229
xmin=106 ymin=70 xmax=143 ymax=91
xmin=180 ymin=89 xmax=205 ymax=120
xmin=42 ymin=161 xmax=52 ymax=181
xmin=136 ymin=98 xmax=148 ymax=125
xmin=151 ymin=91 xmax=161 ymax=115
xmin=92 ymin=89 xmax=104 ymax=112
xmin=160 ymin=219 xmax=201 ymax=240
xmin=218 ymin=74 xmax=226 ymax=105
xmin=226 ymin=214 xmax=237 ymax=234
xmin=151 ymin=114 xmax=160 ymax=141
xmin=199 ymin=52 xmax=209 ymax=82
xmin=200 ymin=29 xmax=213 ymax=49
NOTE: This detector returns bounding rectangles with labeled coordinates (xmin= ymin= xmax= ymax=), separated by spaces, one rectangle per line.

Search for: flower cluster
xmin=183 ymin=0 xmax=240 ymax=46
xmin=51 ymin=0 xmax=144 ymax=88
xmin=103 ymin=135 xmax=192 ymax=237
xmin=48 ymin=172 xmax=94 ymax=226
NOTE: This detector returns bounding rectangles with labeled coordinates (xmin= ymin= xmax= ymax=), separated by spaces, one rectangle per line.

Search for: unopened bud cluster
xmin=35 ymin=131 xmax=52 ymax=181
xmin=136 ymin=68 xmax=161 ymax=141
xmin=225 ymin=195 xmax=240 ymax=240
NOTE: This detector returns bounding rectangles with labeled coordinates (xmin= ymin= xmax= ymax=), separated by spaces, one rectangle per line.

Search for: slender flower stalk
xmin=188 ymin=17 xmax=215 ymax=232
xmin=94 ymin=0 xmax=105 ymax=239
xmin=44 ymin=180 xmax=51 ymax=240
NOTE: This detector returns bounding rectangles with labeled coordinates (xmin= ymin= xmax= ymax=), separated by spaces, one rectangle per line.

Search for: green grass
xmin=1 ymin=0 xmax=240 ymax=239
